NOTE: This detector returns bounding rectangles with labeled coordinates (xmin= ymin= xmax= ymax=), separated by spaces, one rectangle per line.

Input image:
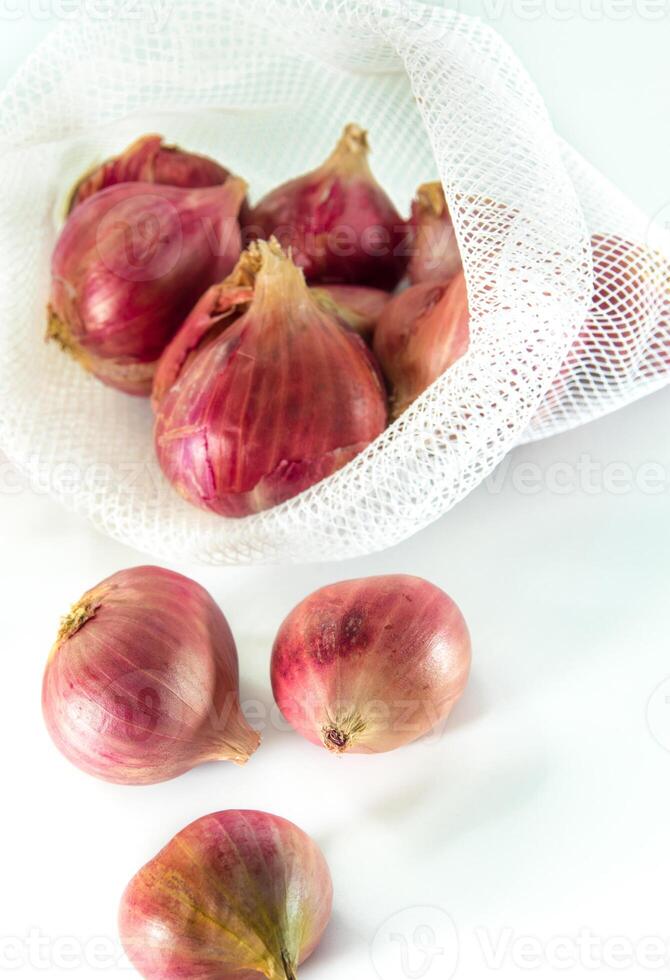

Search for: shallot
xmin=249 ymin=123 xmax=407 ymax=288
xmin=48 ymin=177 xmax=246 ymax=394
xmin=271 ymin=574 xmax=471 ymax=754
xmin=373 ymin=270 xmax=470 ymax=418
xmin=119 ymin=809 xmax=333 ymax=979
xmin=42 ymin=566 xmax=259 ymax=784
xmin=154 ymin=239 xmax=388 ymax=516
xmin=408 ymin=180 xmax=462 ymax=285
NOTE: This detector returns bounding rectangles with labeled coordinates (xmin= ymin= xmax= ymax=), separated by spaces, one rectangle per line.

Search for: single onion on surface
xmin=67 ymin=134 xmax=233 ymax=212
xmin=310 ymin=283 xmax=390 ymax=340
xmin=248 ymin=123 xmax=407 ymax=289
xmin=47 ymin=177 xmax=246 ymax=394
xmin=42 ymin=566 xmax=259 ymax=785
xmin=271 ymin=575 xmax=471 ymax=755
xmin=408 ymin=181 xmax=462 ymax=285
xmin=154 ymin=239 xmax=388 ymax=517
xmin=119 ymin=809 xmax=333 ymax=980
xmin=373 ymin=271 xmax=470 ymax=419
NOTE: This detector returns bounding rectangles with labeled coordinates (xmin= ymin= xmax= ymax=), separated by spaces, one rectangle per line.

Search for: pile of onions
xmin=271 ymin=574 xmax=471 ymax=754
xmin=42 ymin=565 xmax=259 ymax=784
xmin=119 ymin=809 xmax=333 ymax=980
xmin=47 ymin=123 xmax=478 ymax=512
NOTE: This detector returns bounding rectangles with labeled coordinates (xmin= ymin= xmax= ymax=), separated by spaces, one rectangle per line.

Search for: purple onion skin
xmin=42 ymin=566 xmax=260 ymax=785
xmin=271 ymin=574 xmax=471 ymax=754
xmin=48 ymin=177 xmax=246 ymax=395
xmin=154 ymin=240 xmax=388 ymax=517
xmin=119 ymin=809 xmax=333 ymax=980
xmin=311 ymin=283 xmax=390 ymax=340
xmin=68 ymin=134 xmax=233 ymax=212
xmin=248 ymin=124 xmax=407 ymax=290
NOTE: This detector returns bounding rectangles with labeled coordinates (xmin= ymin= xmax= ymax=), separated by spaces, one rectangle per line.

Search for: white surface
xmin=1 ymin=5 xmax=669 ymax=980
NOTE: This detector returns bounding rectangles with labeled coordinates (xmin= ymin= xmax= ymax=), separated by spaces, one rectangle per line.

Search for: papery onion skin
xmin=154 ymin=239 xmax=388 ymax=517
xmin=153 ymin=269 xmax=389 ymax=411
xmin=311 ymin=283 xmax=390 ymax=340
xmin=373 ymin=271 xmax=470 ymax=419
xmin=271 ymin=574 xmax=471 ymax=755
xmin=68 ymin=134 xmax=233 ymax=212
xmin=119 ymin=809 xmax=333 ymax=980
xmin=42 ymin=566 xmax=259 ymax=785
xmin=48 ymin=177 xmax=246 ymax=395
xmin=408 ymin=181 xmax=462 ymax=286
xmin=248 ymin=123 xmax=407 ymax=289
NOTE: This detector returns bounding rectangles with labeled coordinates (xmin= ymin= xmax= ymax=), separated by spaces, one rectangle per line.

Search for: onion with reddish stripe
xmin=373 ymin=271 xmax=470 ymax=419
xmin=67 ymin=133 xmax=235 ymax=212
xmin=119 ymin=809 xmax=333 ymax=980
xmin=248 ymin=123 xmax=407 ymax=289
xmin=48 ymin=177 xmax=246 ymax=394
xmin=42 ymin=565 xmax=259 ymax=785
xmin=154 ymin=239 xmax=387 ymax=517
xmin=271 ymin=575 xmax=471 ymax=754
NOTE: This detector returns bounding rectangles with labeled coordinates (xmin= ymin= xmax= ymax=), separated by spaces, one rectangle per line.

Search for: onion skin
xmin=153 ymin=273 xmax=389 ymax=410
xmin=67 ymin=134 xmax=233 ymax=212
xmin=119 ymin=809 xmax=333 ymax=980
xmin=154 ymin=240 xmax=388 ymax=517
xmin=271 ymin=575 xmax=471 ymax=755
xmin=248 ymin=123 xmax=407 ymax=289
xmin=310 ymin=283 xmax=390 ymax=340
xmin=47 ymin=177 xmax=246 ymax=395
xmin=408 ymin=181 xmax=462 ymax=285
xmin=373 ymin=271 xmax=470 ymax=419
xmin=42 ymin=566 xmax=259 ymax=785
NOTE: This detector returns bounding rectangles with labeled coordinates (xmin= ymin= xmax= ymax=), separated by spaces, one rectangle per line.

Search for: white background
xmin=1 ymin=2 xmax=669 ymax=979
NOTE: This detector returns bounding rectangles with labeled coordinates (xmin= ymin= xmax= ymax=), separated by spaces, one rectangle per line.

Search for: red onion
xmin=119 ymin=809 xmax=333 ymax=980
xmin=154 ymin=239 xmax=388 ymax=517
xmin=47 ymin=177 xmax=246 ymax=394
xmin=271 ymin=575 xmax=471 ymax=754
xmin=310 ymin=283 xmax=390 ymax=340
xmin=373 ymin=271 xmax=470 ymax=418
xmin=67 ymin=134 xmax=233 ymax=212
xmin=248 ymin=123 xmax=407 ymax=289
xmin=42 ymin=566 xmax=259 ymax=785
xmin=408 ymin=181 xmax=462 ymax=285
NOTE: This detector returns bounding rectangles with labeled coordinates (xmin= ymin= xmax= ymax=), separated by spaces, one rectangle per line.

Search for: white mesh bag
xmin=0 ymin=0 xmax=667 ymax=563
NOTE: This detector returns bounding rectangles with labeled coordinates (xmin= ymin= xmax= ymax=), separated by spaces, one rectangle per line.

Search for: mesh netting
xmin=0 ymin=0 xmax=667 ymax=563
